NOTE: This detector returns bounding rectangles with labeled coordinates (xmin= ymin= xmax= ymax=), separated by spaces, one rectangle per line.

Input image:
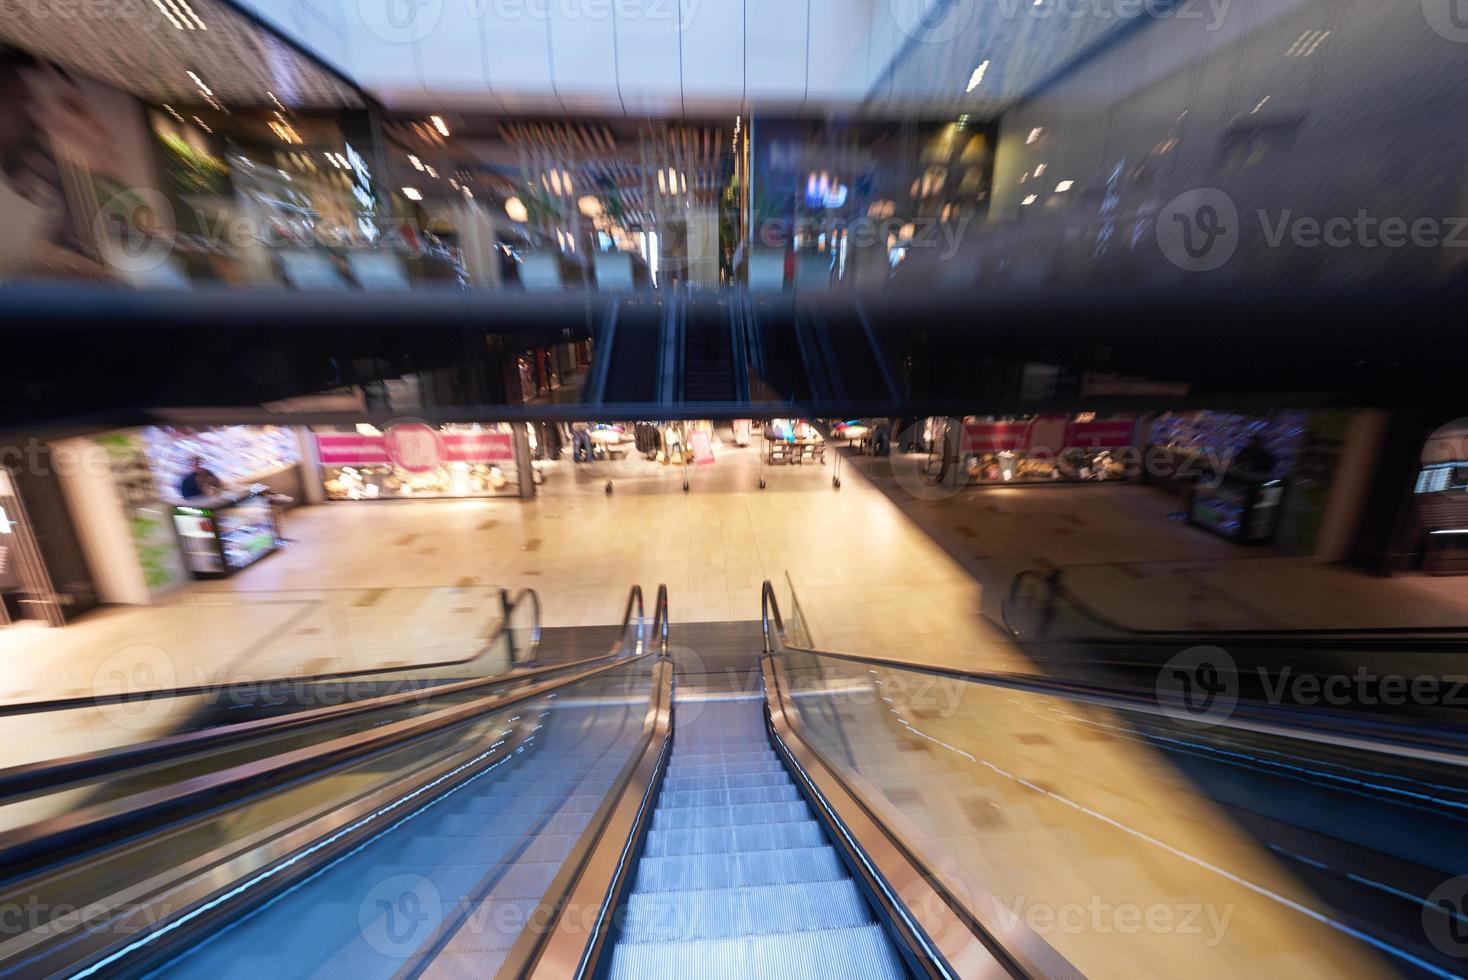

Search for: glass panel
xmin=0 ymin=587 xmax=535 ymax=772
xmin=0 ymin=657 xmax=656 ymax=977
xmin=779 ymin=652 xmax=1468 ymax=978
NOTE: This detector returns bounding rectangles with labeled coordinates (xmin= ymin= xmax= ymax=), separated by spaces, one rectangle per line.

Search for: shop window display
xmin=144 ymin=426 xmax=301 ymax=504
xmin=316 ymin=423 xmax=517 ymax=500
xmin=960 ymin=416 xmax=1135 ymax=485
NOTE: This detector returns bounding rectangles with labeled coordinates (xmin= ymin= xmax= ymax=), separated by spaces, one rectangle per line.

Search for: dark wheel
xmin=605 ymin=480 xmax=613 ymax=494
xmin=759 ymin=478 xmax=766 ymax=489
xmin=833 ymin=477 xmax=841 ymax=488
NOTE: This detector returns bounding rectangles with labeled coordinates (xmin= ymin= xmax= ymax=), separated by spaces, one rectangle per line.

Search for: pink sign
xmin=316 ymin=429 xmax=513 ymax=468
xmin=962 ymin=417 xmax=1136 ymax=453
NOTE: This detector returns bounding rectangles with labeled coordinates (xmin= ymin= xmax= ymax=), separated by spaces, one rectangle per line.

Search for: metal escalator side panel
xmin=514 ymin=659 xmax=676 ymax=979
xmin=760 ymin=654 xmax=1035 ymax=980
xmin=585 ymin=298 xmax=620 ymax=405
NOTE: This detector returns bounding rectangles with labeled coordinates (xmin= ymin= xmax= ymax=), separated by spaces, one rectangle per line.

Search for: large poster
xmin=0 ymin=47 xmax=157 ymax=281
xmin=92 ymin=431 xmax=187 ymax=599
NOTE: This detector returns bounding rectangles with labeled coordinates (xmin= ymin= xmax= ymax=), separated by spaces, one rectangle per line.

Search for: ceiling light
xmin=1021 ymin=194 xmax=1038 ymax=206
xmin=425 ymin=165 xmax=439 ymax=179
xmin=1034 ymin=163 xmax=1047 ymax=177
xmin=408 ymin=154 xmax=424 ymax=171
xmin=402 ymin=187 xmax=423 ymax=201
xmin=505 ymin=197 xmax=528 ymax=222
xmin=966 ymin=61 xmax=990 ymax=92
xmin=1054 ymin=180 xmax=1074 ymax=193
xmin=1026 ymin=127 xmax=1044 ymax=145
xmin=191 ymin=116 xmax=213 ymax=134
xmin=430 ymin=115 xmax=450 ymax=137
xmin=462 ymin=187 xmax=474 ymax=199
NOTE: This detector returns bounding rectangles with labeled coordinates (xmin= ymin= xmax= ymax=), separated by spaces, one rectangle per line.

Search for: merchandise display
xmin=316 ymin=423 xmax=517 ymax=500
xmin=1148 ymin=411 xmax=1307 ymax=480
xmin=173 ymin=487 xmax=279 ymax=578
xmin=1190 ymin=477 xmax=1285 ymax=544
xmin=145 ymin=426 xmax=301 ymax=504
xmin=960 ymin=416 xmax=1135 ymax=485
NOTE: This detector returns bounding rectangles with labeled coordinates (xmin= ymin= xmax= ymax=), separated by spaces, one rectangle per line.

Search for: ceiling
xmin=0 ymin=0 xmax=363 ymax=108
xmin=231 ymin=0 xmax=1141 ymax=118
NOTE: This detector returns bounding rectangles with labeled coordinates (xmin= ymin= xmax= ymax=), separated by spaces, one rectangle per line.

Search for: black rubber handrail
xmin=0 ymin=587 xmax=545 ymax=718
xmin=0 ymin=584 xmax=643 ymax=803
xmin=1003 ymin=567 xmax=1468 ymax=641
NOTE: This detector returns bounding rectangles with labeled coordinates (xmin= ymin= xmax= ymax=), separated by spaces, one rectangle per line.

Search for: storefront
xmin=1414 ymin=418 xmax=1468 ymax=574
xmin=957 ymin=415 xmax=1137 ymax=485
xmin=314 ymin=423 xmax=525 ymax=500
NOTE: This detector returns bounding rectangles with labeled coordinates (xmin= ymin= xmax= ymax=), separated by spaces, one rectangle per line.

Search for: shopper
xmin=178 ymin=456 xmax=222 ymax=500
xmin=1233 ymin=436 xmax=1277 ymax=478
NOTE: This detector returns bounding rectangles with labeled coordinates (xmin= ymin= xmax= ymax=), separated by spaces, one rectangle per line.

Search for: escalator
xmin=9 ymin=578 xmax=1463 ymax=978
xmin=1002 ymin=567 xmax=1468 ymax=730
xmin=682 ymin=299 xmax=741 ymax=403
xmin=595 ymin=301 xmax=665 ymax=404
xmin=747 ymin=300 xmax=813 ymax=404
xmin=605 ymin=696 xmax=907 ymax=976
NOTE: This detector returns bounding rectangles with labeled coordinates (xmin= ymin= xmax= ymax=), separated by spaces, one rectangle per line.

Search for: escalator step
xmin=618 ymin=879 xmax=872 ymax=944
xmin=607 ymin=924 xmax=906 ymax=980
xmin=651 ymin=800 xmax=811 ymax=830
xmin=661 ymin=772 xmax=792 ymax=793
xmin=658 ymin=785 xmax=801 ymax=808
xmin=641 ymin=820 xmax=828 ymax=858
xmin=633 ymin=845 xmax=844 ymax=892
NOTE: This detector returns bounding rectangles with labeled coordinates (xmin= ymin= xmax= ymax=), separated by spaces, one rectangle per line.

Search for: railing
xmin=1002 ymin=565 xmax=1468 ymax=642
xmin=760 ymin=575 xmax=1468 ymax=977
xmin=0 ymin=590 xmax=666 ymax=976
xmin=0 ymin=585 xmax=546 ymax=718
xmin=0 ymin=583 xmax=645 ymax=808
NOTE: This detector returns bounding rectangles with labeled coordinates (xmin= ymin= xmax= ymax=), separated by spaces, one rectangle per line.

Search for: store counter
xmin=173 ymin=485 xmax=280 ymax=578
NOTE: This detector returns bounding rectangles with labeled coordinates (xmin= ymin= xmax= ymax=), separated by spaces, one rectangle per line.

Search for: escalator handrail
xmin=0 ymin=644 xmax=658 ymax=880
xmin=763 ymin=580 xmax=1468 ymax=760
xmin=0 ymin=586 xmax=546 ymax=719
xmin=1003 ymin=567 xmax=1468 ymax=642
xmin=652 ymin=583 xmax=669 ymax=658
xmin=0 ymin=584 xmax=642 ymax=806
xmin=760 ymin=581 xmax=1037 ymax=978
xmin=494 ymin=583 xmax=672 ymax=979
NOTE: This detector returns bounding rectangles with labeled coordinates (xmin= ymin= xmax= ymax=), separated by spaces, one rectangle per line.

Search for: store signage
xmin=962 ymin=417 xmax=1136 ymax=453
xmin=316 ymin=430 xmax=513 ymax=468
